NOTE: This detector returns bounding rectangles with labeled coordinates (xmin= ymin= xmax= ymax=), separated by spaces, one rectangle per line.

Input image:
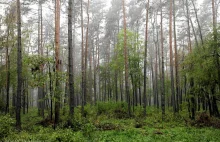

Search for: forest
xmin=0 ymin=0 xmax=220 ymax=141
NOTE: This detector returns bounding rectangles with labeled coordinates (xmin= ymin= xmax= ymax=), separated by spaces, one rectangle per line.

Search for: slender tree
xmin=55 ymin=0 xmax=61 ymax=125
xmin=191 ymin=0 xmax=204 ymax=46
xmin=122 ymin=0 xmax=131 ymax=117
xmin=186 ymin=0 xmax=195 ymax=120
xmin=68 ymin=0 xmax=74 ymax=118
xmin=16 ymin=0 xmax=22 ymax=130
xmin=5 ymin=25 xmax=10 ymax=114
xmin=81 ymin=0 xmax=85 ymax=116
xmin=84 ymin=0 xmax=90 ymax=107
xmin=143 ymin=0 xmax=150 ymax=117
xmin=173 ymin=0 xmax=179 ymax=113
xmin=160 ymin=0 xmax=165 ymax=120
xmin=169 ymin=0 xmax=176 ymax=113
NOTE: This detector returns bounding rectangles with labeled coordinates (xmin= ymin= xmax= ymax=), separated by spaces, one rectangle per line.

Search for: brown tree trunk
xmin=55 ymin=0 xmax=61 ymax=125
xmin=173 ymin=0 xmax=179 ymax=113
xmin=122 ymin=0 xmax=131 ymax=117
xmin=143 ymin=0 xmax=150 ymax=117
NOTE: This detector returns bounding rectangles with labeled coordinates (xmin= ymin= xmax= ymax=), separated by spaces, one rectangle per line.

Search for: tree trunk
xmin=169 ymin=0 xmax=176 ymax=113
xmin=84 ymin=0 xmax=90 ymax=108
xmin=5 ymin=26 xmax=10 ymax=114
xmin=94 ymin=38 xmax=97 ymax=104
xmin=68 ymin=0 xmax=74 ymax=118
xmin=16 ymin=0 xmax=22 ymax=130
xmin=55 ymin=0 xmax=61 ymax=125
xmin=81 ymin=0 xmax=85 ymax=116
xmin=143 ymin=0 xmax=150 ymax=117
xmin=191 ymin=0 xmax=204 ymax=46
xmin=173 ymin=0 xmax=179 ymax=113
xmin=160 ymin=0 xmax=165 ymax=120
xmin=189 ymin=17 xmax=199 ymax=47
xmin=122 ymin=0 xmax=130 ymax=117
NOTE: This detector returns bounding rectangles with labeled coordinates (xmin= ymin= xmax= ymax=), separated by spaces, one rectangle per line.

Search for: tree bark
xmin=143 ymin=0 xmax=150 ymax=117
xmin=16 ymin=0 xmax=22 ymax=130
xmin=122 ymin=0 xmax=131 ymax=117
xmin=160 ymin=0 xmax=165 ymax=121
xmin=81 ymin=0 xmax=85 ymax=116
xmin=5 ymin=26 xmax=10 ymax=114
xmin=169 ymin=0 xmax=176 ymax=112
xmin=173 ymin=0 xmax=179 ymax=113
xmin=84 ymin=0 xmax=90 ymax=107
xmin=68 ymin=0 xmax=74 ymax=118
xmin=55 ymin=0 xmax=61 ymax=125
xmin=191 ymin=0 xmax=204 ymax=46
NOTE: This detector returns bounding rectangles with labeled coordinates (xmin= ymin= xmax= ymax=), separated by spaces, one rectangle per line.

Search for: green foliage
xmin=96 ymin=102 xmax=128 ymax=118
xmin=81 ymin=123 xmax=97 ymax=138
xmin=2 ymin=106 xmax=220 ymax=141
xmin=111 ymin=30 xmax=144 ymax=83
xmin=0 ymin=115 xmax=15 ymax=139
xmin=182 ymin=31 xmax=220 ymax=97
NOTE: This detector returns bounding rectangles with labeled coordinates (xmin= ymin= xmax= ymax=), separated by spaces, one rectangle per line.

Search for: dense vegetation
xmin=0 ymin=0 xmax=220 ymax=141
xmin=1 ymin=102 xmax=220 ymax=141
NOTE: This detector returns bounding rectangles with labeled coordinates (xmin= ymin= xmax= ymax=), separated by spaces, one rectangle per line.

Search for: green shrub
xmin=0 ymin=115 xmax=15 ymax=139
xmin=81 ymin=123 xmax=96 ymax=138
xmin=96 ymin=101 xmax=129 ymax=118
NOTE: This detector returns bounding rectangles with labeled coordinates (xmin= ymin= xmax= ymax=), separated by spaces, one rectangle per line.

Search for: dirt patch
xmin=36 ymin=117 xmax=54 ymax=127
xmin=192 ymin=112 xmax=220 ymax=128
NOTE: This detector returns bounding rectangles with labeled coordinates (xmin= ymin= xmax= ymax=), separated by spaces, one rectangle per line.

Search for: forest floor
xmin=1 ymin=103 xmax=220 ymax=142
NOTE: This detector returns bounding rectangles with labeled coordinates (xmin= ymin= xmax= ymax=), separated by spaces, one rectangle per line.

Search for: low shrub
xmin=0 ymin=115 xmax=15 ymax=139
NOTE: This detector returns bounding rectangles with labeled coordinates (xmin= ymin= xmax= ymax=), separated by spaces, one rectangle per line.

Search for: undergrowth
xmin=1 ymin=102 xmax=220 ymax=141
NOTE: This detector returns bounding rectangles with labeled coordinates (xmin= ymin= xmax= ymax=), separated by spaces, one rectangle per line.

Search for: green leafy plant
xmin=0 ymin=115 xmax=15 ymax=139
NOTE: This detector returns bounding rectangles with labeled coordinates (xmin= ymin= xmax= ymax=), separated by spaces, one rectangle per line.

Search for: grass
xmin=1 ymin=102 xmax=220 ymax=142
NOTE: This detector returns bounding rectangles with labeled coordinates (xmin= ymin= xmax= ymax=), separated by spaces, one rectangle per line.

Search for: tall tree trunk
xmin=186 ymin=0 xmax=195 ymax=120
xmin=37 ymin=1 xmax=44 ymax=118
xmin=68 ymin=0 xmax=74 ymax=118
xmin=154 ymin=14 xmax=159 ymax=109
xmin=55 ymin=0 xmax=61 ymax=125
xmin=189 ymin=17 xmax=199 ymax=47
xmin=173 ymin=0 xmax=179 ymax=113
xmin=81 ymin=0 xmax=85 ymax=116
xmin=160 ymin=0 xmax=165 ymax=120
xmin=5 ymin=26 xmax=10 ymax=114
xmin=16 ymin=0 xmax=22 ymax=130
xmin=23 ymin=81 xmax=26 ymax=114
xmin=84 ymin=0 xmax=90 ymax=108
xmin=191 ymin=0 xmax=204 ymax=46
xmin=94 ymin=38 xmax=97 ymax=104
xmin=169 ymin=0 xmax=176 ymax=113
xmin=143 ymin=0 xmax=150 ymax=117
xmin=122 ymin=0 xmax=131 ymax=117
